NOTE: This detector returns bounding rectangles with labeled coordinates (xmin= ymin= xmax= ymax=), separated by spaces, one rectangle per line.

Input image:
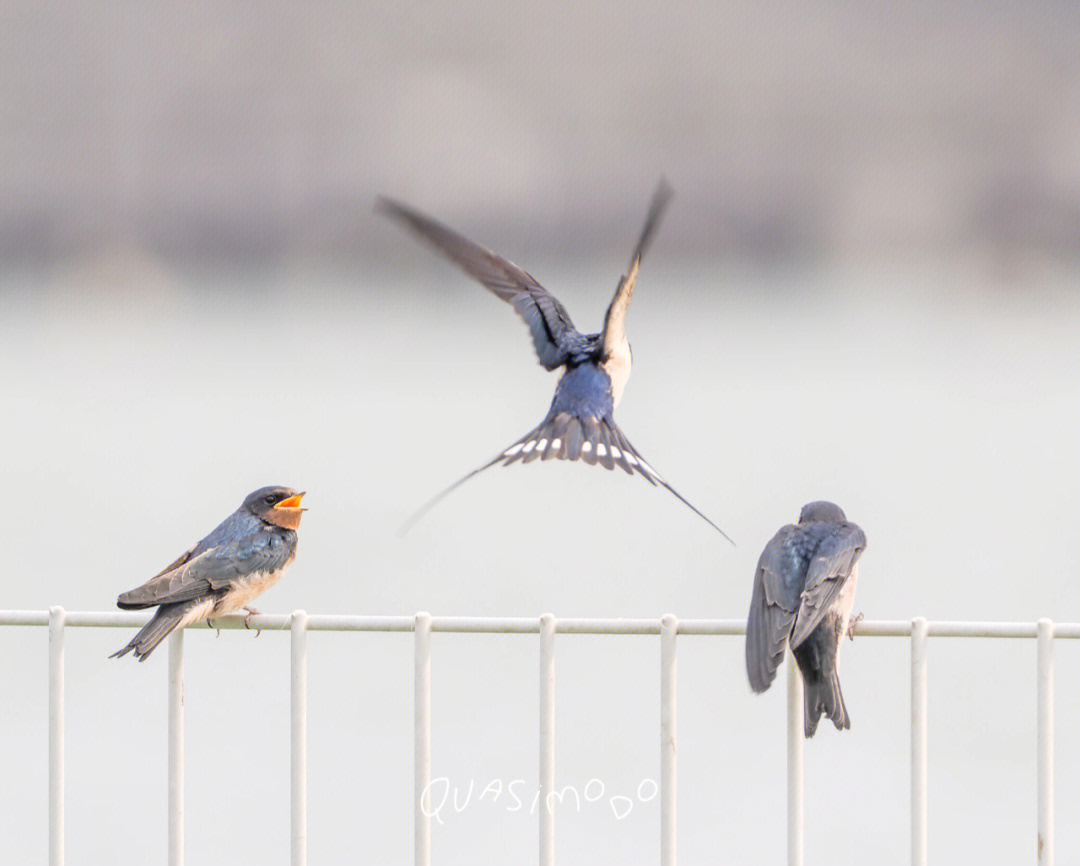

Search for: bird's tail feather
xmin=401 ymin=413 xmax=732 ymax=542
xmin=109 ymin=605 xmax=187 ymax=662
xmin=503 ymin=412 xmax=632 ymax=471
xmin=802 ymin=669 xmax=850 ymax=737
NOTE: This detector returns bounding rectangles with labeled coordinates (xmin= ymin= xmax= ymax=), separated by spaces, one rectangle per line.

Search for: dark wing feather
xmin=116 ymin=531 xmax=294 ymax=609
xmin=600 ymin=178 xmax=674 ymax=359
xmin=746 ymin=525 xmax=803 ymax=691
xmin=789 ymin=523 xmax=867 ymax=648
xmin=377 ymin=196 xmax=579 ymax=370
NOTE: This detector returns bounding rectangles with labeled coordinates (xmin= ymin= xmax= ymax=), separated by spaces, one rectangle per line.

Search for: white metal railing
xmin=3 ymin=610 xmax=1076 ymax=866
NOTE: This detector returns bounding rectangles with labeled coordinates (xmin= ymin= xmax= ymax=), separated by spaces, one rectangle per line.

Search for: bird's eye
xmin=265 ymin=494 xmax=278 ymax=505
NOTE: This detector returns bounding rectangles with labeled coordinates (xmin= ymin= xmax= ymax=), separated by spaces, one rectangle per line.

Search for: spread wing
xmin=377 ymin=196 xmax=580 ymax=370
xmin=789 ymin=523 xmax=867 ymax=648
xmin=745 ymin=524 xmax=805 ymax=692
xmin=599 ymin=178 xmax=674 ymax=360
xmin=116 ymin=531 xmax=294 ymax=609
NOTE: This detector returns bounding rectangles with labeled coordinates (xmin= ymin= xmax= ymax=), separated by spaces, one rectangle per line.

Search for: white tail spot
xmin=551 ymin=438 xmax=562 ymax=450
xmin=537 ymin=438 xmax=548 ymax=453
xmin=582 ymin=442 xmax=593 ymax=453
xmin=623 ymin=452 xmax=638 ymax=465
xmin=596 ymin=443 xmax=608 ymax=457
xmin=610 ymin=446 xmax=622 ymax=459
xmin=504 ymin=443 xmax=524 ymax=457
xmin=522 ymin=440 xmax=537 ymax=454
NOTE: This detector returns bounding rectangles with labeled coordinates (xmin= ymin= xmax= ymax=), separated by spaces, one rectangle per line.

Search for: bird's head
xmin=798 ymin=501 xmax=846 ymax=524
xmin=244 ymin=486 xmax=307 ymax=530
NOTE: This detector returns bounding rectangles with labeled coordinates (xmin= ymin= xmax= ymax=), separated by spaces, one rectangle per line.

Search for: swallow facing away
xmin=110 ymin=487 xmax=306 ymax=661
xmin=378 ymin=180 xmax=729 ymax=540
xmin=745 ymin=501 xmax=866 ymax=736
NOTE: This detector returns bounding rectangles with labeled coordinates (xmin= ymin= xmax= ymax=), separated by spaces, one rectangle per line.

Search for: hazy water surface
xmin=2 ymin=259 xmax=1079 ymax=864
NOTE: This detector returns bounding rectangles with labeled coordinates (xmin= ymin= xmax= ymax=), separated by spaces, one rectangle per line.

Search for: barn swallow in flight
xmin=745 ymin=501 xmax=866 ymax=736
xmin=110 ymin=487 xmax=306 ymax=661
xmin=378 ymin=180 xmax=729 ymax=540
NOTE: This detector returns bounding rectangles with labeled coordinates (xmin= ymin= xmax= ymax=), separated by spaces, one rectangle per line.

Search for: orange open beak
xmin=274 ymin=492 xmax=307 ymax=511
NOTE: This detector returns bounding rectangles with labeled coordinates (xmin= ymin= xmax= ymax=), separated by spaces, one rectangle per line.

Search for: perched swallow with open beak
xmin=745 ymin=501 xmax=866 ymax=736
xmin=378 ymin=180 xmax=729 ymax=539
xmin=110 ymin=486 xmax=306 ymax=661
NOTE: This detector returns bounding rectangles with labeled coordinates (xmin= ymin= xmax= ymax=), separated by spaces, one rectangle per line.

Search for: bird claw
xmin=243 ymin=607 xmax=262 ymax=637
xmin=847 ymin=612 xmax=864 ymax=641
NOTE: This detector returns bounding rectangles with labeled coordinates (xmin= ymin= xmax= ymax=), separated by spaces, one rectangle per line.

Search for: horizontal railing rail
xmin=4 ymin=610 xmax=1078 ymax=637
xmin=2 ymin=610 xmax=1071 ymax=866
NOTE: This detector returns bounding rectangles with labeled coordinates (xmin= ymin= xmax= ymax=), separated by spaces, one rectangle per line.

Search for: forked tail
xmin=802 ymin=669 xmax=850 ymax=737
xmin=109 ymin=604 xmax=187 ymax=662
xmin=400 ymin=413 xmax=732 ymax=542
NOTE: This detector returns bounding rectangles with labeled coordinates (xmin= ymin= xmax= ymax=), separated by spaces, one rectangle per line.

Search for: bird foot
xmin=207 ymin=618 xmax=221 ymax=638
xmin=243 ymin=607 xmax=262 ymax=637
xmin=847 ymin=612 xmax=864 ymax=641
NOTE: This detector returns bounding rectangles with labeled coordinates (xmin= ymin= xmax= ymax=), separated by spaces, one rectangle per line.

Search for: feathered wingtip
xmin=631 ymin=177 xmax=675 ymax=267
xmin=400 ymin=413 xmax=733 ymax=544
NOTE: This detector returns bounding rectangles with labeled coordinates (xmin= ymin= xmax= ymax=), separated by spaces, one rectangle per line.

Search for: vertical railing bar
xmin=49 ymin=606 xmax=65 ymax=866
xmin=168 ymin=629 xmax=185 ymax=866
xmin=539 ymin=613 xmax=556 ymax=866
xmin=291 ymin=611 xmax=308 ymax=866
xmin=786 ymin=656 xmax=803 ymax=866
xmin=35 ymin=612 xmax=1070 ymax=866
xmin=911 ymin=617 xmax=928 ymax=866
xmin=414 ymin=612 xmax=432 ymax=866
xmin=660 ymin=615 xmax=677 ymax=866
xmin=1037 ymin=619 xmax=1054 ymax=866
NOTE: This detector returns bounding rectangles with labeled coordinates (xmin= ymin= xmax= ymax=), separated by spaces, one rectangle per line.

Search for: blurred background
xmin=2 ymin=2 xmax=1079 ymax=864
